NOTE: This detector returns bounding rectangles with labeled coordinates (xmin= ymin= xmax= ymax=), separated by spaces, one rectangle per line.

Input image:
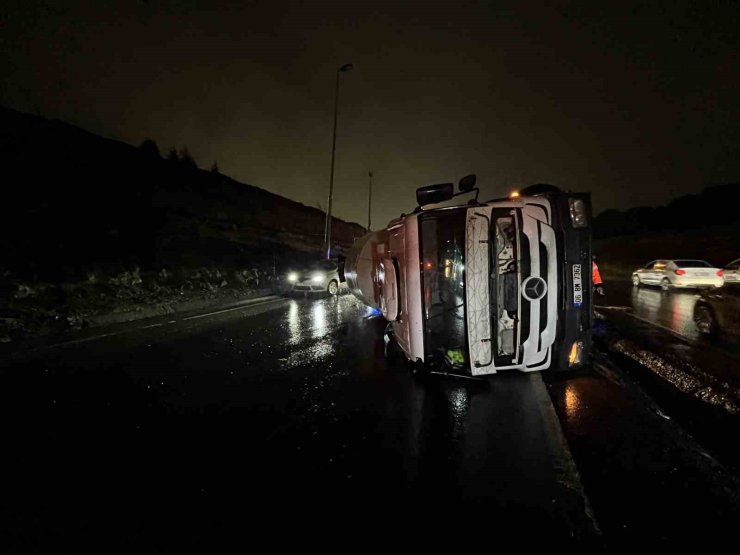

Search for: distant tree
xmin=210 ymin=160 xmax=219 ymax=173
xmin=166 ymin=147 xmax=179 ymax=162
xmin=139 ymin=139 xmax=160 ymax=157
xmin=178 ymin=147 xmax=197 ymax=168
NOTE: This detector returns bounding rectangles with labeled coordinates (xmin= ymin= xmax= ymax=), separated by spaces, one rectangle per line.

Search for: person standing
xmin=592 ymin=256 xmax=604 ymax=296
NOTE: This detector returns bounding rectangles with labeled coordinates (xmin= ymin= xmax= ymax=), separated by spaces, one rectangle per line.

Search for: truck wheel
xmin=383 ymin=324 xmax=401 ymax=362
xmin=327 ymin=280 xmax=339 ymax=296
xmin=694 ymin=305 xmax=718 ymax=338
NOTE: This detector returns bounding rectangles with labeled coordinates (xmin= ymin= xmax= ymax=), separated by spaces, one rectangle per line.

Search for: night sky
xmin=2 ymin=0 xmax=739 ymax=227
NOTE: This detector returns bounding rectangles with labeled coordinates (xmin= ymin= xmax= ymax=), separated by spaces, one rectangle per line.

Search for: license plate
xmin=572 ymin=264 xmax=583 ymax=307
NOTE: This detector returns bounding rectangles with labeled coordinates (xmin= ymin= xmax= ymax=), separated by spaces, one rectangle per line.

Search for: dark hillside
xmin=593 ymin=183 xmax=740 ymax=240
xmin=595 ymin=223 xmax=740 ymax=279
xmin=0 ymin=107 xmax=366 ymax=341
xmin=593 ymin=184 xmax=740 ymax=278
xmin=0 ymin=106 xmax=365 ymax=281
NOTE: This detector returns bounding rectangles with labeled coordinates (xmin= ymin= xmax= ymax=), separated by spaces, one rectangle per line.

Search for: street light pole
xmin=367 ymin=170 xmax=373 ymax=231
xmin=323 ymin=63 xmax=353 ymax=260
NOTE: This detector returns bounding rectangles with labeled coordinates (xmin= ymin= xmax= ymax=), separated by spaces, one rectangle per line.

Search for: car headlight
xmin=568 ymin=198 xmax=588 ymax=228
xmin=287 ymin=272 xmax=298 ymax=283
xmin=312 ymin=273 xmax=323 ymax=283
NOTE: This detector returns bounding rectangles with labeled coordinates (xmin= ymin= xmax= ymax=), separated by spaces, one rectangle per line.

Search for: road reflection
xmin=311 ymin=302 xmax=327 ymax=338
xmin=630 ymin=286 xmax=700 ymax=341
xmin=564 ymin=381 xmax=585 ymax=420
xmin=281 ymin=296 xmax=361 ymax=367
xmin=400 ymin=378 xmax=481 ymax=493
xmin=287 ymin=300 xmax=301 ymax=345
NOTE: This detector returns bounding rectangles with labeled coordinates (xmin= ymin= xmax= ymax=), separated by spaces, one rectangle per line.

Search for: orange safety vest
xmin=592 ymin=261 xmax=603 ymax=286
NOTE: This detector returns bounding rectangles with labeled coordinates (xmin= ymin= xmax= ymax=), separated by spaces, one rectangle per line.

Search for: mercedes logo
xmin=522 ymin=276 xmax=547 ymax=301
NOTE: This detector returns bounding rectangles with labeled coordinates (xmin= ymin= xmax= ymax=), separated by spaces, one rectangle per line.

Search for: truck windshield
xmin=419 ymin=209 xmax=467 ymax=366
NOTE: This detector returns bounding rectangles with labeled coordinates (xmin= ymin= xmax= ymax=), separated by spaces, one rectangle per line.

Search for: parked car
xmin=723 ymin=259 xmax=740 ymax=284
xmin=631 ymin=259 xmax=724 ymax=291
xmin=693 ymin=284 xmax=740 ymax=338
xmin=286 ymin=259 xmax=343 ymax=296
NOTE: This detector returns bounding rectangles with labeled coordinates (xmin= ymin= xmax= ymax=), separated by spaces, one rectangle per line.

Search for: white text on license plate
xmin=572 ymin=264 xmax=583 ymax=307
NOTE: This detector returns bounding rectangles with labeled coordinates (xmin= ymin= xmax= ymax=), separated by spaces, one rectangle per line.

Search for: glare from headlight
xmin=568 ymin=198 xmax=588 ymax=228
xmin=311 ymin=273 xmax=323 ymax=283
xmin=568 ymin=341 xmax=583 ymax=366
xmin=287 ymin=272 xmax=298 ymax=283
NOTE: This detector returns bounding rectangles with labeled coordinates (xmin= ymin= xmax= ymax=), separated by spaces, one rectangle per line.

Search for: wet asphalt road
xmin=596 ymin=279 xmax=702 ymax=340
xmin=545 ymin=354 xmax=740 ymax=545
xmin=1 ymin=294 xmax=596 ymax=548
xmin=3 ymin=290 xmax=740 ymax=548
xmin=596 ymin=278 xmax=740 ymax=401
xmin=554 ymin=278 xmax=740 ymax=544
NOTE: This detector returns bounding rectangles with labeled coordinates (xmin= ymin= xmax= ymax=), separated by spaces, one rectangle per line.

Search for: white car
xmin=286 ymin=260 xmax=343 ymax=296
xmin=632 ymin=259 xmax=724 ymax=291
xmin=723 ymin=259 xmax=740 ymax=283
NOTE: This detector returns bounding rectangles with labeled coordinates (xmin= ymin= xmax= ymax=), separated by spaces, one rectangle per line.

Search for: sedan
xmin=287 ymin=260 xmax=343 ymax=296
xmin=632 ymin=259 xmax=724 ymax=291
xmin=693 ymin=285 xmax=740 ymax=338
xmin=723 ymin=259 xmax=740 ymax=284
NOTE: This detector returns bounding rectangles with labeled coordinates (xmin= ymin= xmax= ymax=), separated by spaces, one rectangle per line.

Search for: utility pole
xmin=323 ymin=63 xmax=353 ymax=259
xmin=367 ymin=170 xmax=373 ymax=231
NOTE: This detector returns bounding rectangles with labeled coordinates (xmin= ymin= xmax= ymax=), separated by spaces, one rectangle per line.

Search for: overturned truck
xmin=345 ymin=175 xmax=592 ymax=376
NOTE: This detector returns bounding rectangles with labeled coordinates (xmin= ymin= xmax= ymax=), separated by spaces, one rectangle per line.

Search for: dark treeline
xmin=0 ymin=106 xmax=365 ymax=282
xmin=593 ymin=183 xmax=740 ymax=239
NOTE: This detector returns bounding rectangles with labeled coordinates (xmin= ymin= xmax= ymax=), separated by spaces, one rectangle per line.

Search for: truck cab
xmin=345 ymin=176 xmax=592 ymax=375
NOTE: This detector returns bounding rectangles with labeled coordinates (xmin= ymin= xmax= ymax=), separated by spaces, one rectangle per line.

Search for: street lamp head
xmin=339 ymin=63 xmax=353 ymax=72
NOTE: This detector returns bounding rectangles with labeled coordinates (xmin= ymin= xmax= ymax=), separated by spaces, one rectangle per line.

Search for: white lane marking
xmin=56 ymin=333 xmax=119 ymax=346
xmin=24 ymin=297 xmax=283 ymax=352
xmin=182 ymin=298 xmax=280 ymax=321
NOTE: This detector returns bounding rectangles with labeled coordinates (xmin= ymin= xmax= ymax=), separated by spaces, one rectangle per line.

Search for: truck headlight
xmin=312 ymin=273 xmax=323 ymax=283
xmin=568 ymin=198 xmax=588 ymax=228
xmin=568 ymin=341 xmax=584 ymax=366
xmin=287 ymin=272 xmax=298 ymax=283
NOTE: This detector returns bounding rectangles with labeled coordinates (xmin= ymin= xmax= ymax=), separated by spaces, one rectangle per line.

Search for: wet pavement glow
xmin=0 ymin=294 xmax=596 ymax=546
xmin=546 ymin=360 xmax=740 ymax=544
xmin=598 ymin=280 xmax=702 ymax=341
xmin=3 ymin=288 xmax=740 ymax=547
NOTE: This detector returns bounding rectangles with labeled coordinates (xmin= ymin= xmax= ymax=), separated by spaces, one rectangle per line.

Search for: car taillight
xmin=674 ymin=269 xmax=686 ymax=275
xmin=717 ymin=270 xmax=724 ymax=277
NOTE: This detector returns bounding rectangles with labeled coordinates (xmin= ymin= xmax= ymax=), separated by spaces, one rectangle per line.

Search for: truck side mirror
xmin=416 ymin=183 xmax=454 ymax=207
xmin=458 ymin=174 xmax=477 ymax=192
